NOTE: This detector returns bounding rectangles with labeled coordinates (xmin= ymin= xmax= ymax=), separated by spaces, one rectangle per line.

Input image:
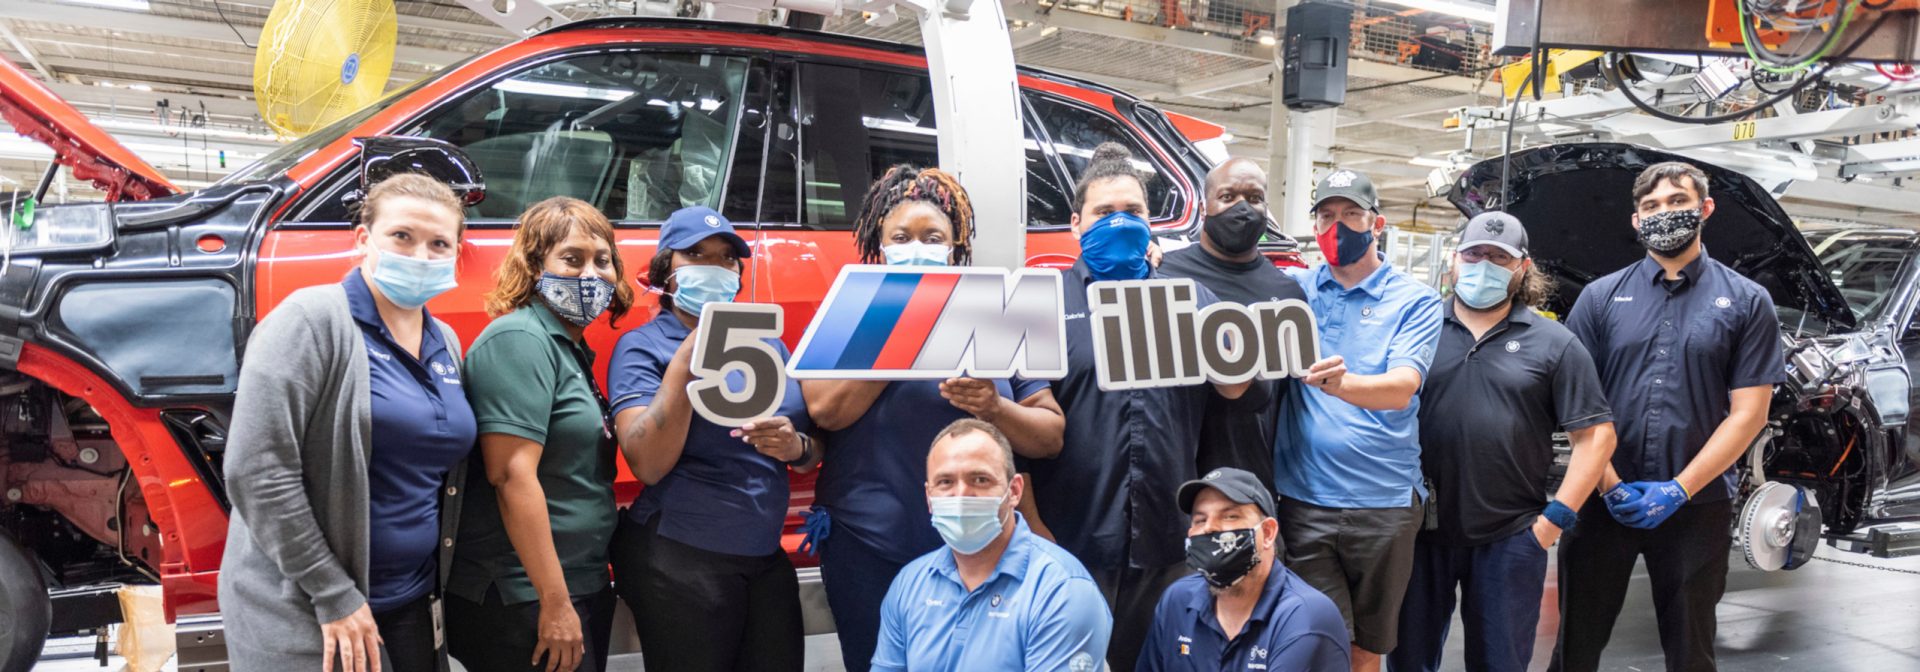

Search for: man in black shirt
xmin=1387 ymin=212 xmax=1616 ymax=672
xmin=1552 ymin=163 xmax=1783 ymax=672
xmin=1158 ymin=159 xmax=1307 ymax=491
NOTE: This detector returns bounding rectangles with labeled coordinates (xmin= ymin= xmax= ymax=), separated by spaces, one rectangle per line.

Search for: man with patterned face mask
xmin=1552 ymin=163 xmax=1784 ymax=672
xmin=1272 ymin=168 xmax=1442 ymax=672
xmin=1136 ymin=468 xmax=1348 ymax=671
xmin=1389 ymin=212 xmax=1616 ymax=672
xmin=872 ymin=419 xmax=1110 ymax=672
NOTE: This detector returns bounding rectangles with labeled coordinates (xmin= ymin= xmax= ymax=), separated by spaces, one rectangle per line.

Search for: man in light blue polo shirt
xmin=873 ymin=419 xmax=1111 ymax=672
xmin=1275 ymin=168 xmax=1442 ymax=672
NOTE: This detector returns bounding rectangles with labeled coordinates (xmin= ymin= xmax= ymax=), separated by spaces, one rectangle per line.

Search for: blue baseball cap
xmin=660 ymin=206 xmax=751 ymax=259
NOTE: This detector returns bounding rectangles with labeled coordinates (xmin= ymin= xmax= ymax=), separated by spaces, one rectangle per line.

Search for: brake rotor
xmin=1740 ymin=482 xmax=1823 ymax=571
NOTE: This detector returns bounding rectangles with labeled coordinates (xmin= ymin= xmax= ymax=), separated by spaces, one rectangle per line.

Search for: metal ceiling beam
xmin=0 ymin=4 xmax=476 ymax=68
xmin=39 ymin=57 xmax=255 ymax=89
xmin=0 ymin=21 xmax=54 ymax=80
xmin=1173 ymin=65 xmax=1273 ymax=97
xmin=1338 ymin=93 xmax=1483 ymax=128
xmin=35 ymin=80 xmax=262 ymax=119
xmin=213 ymin=0 xmax=516 ymax=40
xmin=1002 ymin=0 xmax=1274 ymax=61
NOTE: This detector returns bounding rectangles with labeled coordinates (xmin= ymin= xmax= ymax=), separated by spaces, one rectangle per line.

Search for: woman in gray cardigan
xmin=220 ymin=174 xmax=477 ymax=672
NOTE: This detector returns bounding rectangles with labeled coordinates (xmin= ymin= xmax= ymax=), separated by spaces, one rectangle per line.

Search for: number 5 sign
xmin=687 ymin=302 xmax=788 ymax=427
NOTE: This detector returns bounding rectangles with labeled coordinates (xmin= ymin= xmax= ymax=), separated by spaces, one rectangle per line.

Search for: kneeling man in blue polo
xmin=1138 ymin=468 xmax=1349 ymax=672
xmin=873 ymin=419 xmax=1111 ymax=672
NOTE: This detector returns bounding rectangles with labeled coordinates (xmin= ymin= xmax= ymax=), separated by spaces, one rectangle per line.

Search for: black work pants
xmin=1091 ymin=561 xmax=1190 ymax=672
xmin=373 ymin=592 xmax=438 ymax=672
xmin=610 ymin=513 xmax=804 ymax=672
xmin=445 ymin=585 xmax=616 ymax=672
xmin=1550 ymin=496 xmax=1733 ymax=672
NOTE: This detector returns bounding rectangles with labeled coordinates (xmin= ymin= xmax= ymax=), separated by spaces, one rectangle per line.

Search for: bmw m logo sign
xmin=788 ymin=266 xmax=1068 ymax=380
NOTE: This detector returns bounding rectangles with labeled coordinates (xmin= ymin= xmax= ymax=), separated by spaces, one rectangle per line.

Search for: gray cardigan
xmin=218 ymin=284 xmax=468 ymax=667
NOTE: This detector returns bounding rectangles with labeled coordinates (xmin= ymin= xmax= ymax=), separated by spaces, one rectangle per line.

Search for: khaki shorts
xmin=1277 ymin=495 xmax=1424 ymax=654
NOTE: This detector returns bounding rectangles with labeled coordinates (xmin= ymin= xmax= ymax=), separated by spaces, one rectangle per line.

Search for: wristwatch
xmin=784 ymin=433 xmax=817 ymax=467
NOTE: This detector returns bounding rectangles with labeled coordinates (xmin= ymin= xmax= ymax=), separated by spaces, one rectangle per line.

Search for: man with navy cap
xmin=1137 ymin=468 xmax=1348 ymax=672
xmin=1387 ymin=212 xmax=1616 ymax=672
xmin=1274 ymin=168 xmax=1442 ymax=671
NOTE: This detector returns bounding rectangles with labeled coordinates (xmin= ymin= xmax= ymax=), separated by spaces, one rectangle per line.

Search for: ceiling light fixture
xmin=1373 ymin=0 xmax=1495 ymax=23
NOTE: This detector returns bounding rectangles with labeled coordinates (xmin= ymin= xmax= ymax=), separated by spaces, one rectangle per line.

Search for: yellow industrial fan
xmin=252 ymin=0 xmax=399 ymax=138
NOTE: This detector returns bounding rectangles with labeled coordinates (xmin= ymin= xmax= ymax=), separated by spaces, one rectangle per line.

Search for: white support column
xmin=1279 ymin=109 xmax=1334 ymax=239
xmin=911 ymin=0 xmax=1027 ymax=269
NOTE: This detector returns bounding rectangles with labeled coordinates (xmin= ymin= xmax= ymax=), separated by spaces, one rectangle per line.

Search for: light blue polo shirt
xmin=1274 ymin=260 xmax=1443 ymax=508
xmin=873 ymin=514 xmax=1112 ymax=672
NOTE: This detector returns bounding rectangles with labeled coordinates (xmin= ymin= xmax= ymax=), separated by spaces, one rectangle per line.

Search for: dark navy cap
xmin=660 ymin=206 xmax=751 ymax=259
xmin=1178 ymin=468 xmax=1276 ymax=517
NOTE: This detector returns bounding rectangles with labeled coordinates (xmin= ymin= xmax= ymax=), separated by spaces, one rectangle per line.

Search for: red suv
xmin=0 ymin=16 xmax=1287 ymax=665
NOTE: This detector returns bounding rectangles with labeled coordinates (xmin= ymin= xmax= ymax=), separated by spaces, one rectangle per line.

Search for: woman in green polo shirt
xmin=446 ymin=197 xmax=635 ymax=672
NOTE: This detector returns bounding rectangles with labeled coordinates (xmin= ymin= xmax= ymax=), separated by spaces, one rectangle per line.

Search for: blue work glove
xmin=797 ymin=506 xmax=831 ymax=557
xmin=1602 ymin=483 xmax=1640 ymax=525
xmin=1615 ymin=480 xmax=1690 ymax=530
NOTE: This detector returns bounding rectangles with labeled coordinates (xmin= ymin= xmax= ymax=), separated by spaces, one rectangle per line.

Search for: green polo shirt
xmin=447 ymin=304 xmax=616 ymax=605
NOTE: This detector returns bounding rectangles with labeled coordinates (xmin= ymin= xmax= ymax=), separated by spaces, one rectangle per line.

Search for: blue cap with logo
xmin=660 ymin=206 xmax=751 ymax=259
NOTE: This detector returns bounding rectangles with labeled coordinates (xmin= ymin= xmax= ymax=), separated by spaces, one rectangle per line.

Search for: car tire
xmin=0 ymin=528 xmax=48 ymax=672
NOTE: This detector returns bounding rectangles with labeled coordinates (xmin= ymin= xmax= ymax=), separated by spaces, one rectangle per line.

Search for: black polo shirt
xmin=1418 ymin=302 xmax=1612 ymax=546
xmin=1157 ymin=245 xmax=1308 ymax=492
xmin=1026 ymin=260 xmax=1218 ymax=571
xmin=1565 ymin=251 xmax=1785 ymax=503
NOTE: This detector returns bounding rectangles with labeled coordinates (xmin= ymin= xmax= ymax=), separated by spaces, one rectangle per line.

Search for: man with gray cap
xmin=1386 ymin=212 xmax=1616 ymax=672
xmin=1136 ymin=468 xmax=1348 ymax=672
xmin=1273 ymin=168 xmax=1442 ymax=671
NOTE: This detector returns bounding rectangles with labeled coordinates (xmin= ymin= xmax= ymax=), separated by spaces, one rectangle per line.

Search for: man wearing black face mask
xmin=1159 ymin=159 xmax=1308 ymax=491
xmin=1553 ymin=162 xmax=1784 ymax=672
xmin=1136 ymin=468 xmax=1348 ymax=671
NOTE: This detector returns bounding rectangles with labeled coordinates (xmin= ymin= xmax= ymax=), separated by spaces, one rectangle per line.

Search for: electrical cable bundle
xmin=1604 ymin=9 xmax=1893 ymax=123
xmin=1736 ymin=0 xmax=1858 ymax=74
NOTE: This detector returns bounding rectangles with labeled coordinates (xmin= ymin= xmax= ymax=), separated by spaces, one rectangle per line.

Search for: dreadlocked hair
xmin=852 ymin=164 xmax=975 ymax=266
xmin=1071 ymin=142 xmax=1149 ymax=213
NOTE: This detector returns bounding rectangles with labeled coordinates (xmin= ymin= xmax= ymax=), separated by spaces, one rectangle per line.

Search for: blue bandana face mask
xmin=537 ymin=273 xmax=616 ymax=327
xmin=670 ymin=264 xmax=742 ymax=319
xmin=1080 ymin=211 xmax=1153 ymax=281
xmin=369 ymin=247 xmax=457 ymax=310
xmin=1454 ymin=259 xmax=1517 ymax=310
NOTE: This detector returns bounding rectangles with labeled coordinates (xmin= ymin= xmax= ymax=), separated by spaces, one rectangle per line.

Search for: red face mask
xmin=1315 ymin=217 xmax=1375 ymax=267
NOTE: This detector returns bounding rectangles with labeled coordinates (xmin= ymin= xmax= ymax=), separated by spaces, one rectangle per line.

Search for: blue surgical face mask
xmin=670 ymin=264 xmax=742 ymax=319
xmin=1080 ymin=211 xmax=1153 ymax=281
xmin=930 ymin=492 xmax=1009 ymax=555
xmin=1453 ymin=259 xmax=1517 ymax=310
xmin=369 ymin=247 xmax=457 ymax=310
xmin=882 ymin=241 xmax=951 ymax=267
xmin=537 ymin=272 xmax=616 ymax=327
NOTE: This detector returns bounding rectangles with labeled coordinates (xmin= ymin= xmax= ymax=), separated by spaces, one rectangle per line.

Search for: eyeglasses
xmin=1458 ymin=247 xmax=1520 ymax=266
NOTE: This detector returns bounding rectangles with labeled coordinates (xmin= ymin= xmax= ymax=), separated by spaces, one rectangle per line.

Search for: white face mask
xmin=929 ymin=492 xmax=1008 ymax=554
xmin=883 ymin=241 xmax=951 ymax=267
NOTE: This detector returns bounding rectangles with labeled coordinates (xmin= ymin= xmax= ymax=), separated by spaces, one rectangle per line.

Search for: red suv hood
xmin=0 ymin=58 xmax=177 ymax=201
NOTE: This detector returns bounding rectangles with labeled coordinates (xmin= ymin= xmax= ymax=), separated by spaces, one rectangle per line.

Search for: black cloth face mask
xmin=1638 ymin=208 xmax=1702 ymax=257
xmin=1203 ymin=200 xmax=1268 ymax=255
xmin=1185 ymin=527 xmax=1261 ymax=589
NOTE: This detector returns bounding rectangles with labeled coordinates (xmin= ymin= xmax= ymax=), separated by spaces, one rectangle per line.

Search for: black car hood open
xmin=1448 ymin=143 xmax=1854 ymax=331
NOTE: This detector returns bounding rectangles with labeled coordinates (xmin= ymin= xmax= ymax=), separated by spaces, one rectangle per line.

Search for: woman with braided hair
xmin=802 ymin=165 xmax=1066 ymax=671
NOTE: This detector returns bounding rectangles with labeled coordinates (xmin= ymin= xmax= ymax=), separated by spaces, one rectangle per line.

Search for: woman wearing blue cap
xmin=605 ymin=205 xmax=817 ymax=672
xmin=804 ymin=165 xmax=1067 ymax=672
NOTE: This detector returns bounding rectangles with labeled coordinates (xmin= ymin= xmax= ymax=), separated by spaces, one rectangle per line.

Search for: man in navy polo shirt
xmin=1389 ymin=212 xmax=1616 ymax=672
xmin=1138 ymin=468 xmax=1348 ymax=672
xmin=1552 ymin=162 xmax=1784 ymax=672
xmin=1274 ymin=168 xmax=1442 ymax=671
xmin=873 ymin=419 xmax=1110 ymax=672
